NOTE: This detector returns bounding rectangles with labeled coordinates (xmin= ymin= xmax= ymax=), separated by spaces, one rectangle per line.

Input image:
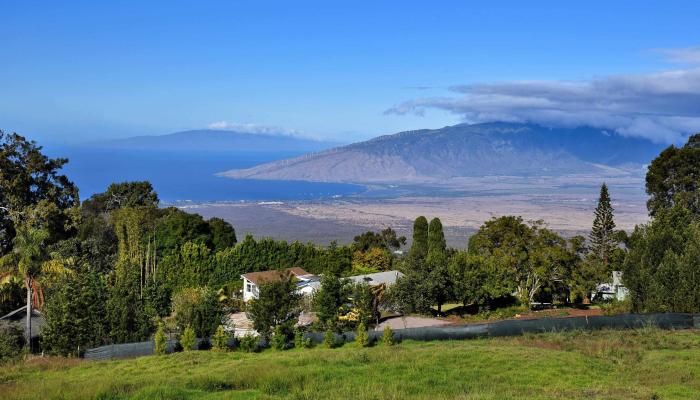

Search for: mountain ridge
xmin=220 ymin=122 xmax=666 ymax=184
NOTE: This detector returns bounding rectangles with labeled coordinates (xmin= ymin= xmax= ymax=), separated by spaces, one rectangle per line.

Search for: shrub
xmin=356 ymin=322 xmax=370 ymax=347
xmin=171 ymin=287 xmax=221 ymax=338
xmin=180 ymin=325 xmax=196 ymax=352
xmin=0 ymin=325 xmax=24 ymax=363
xmin=323 ymin=329 xmax=337 ymax=349
xmin=382 ymin=326 xmax=395 ymax=346
xmin=154 ymin=324 xmax=167 ymax=355
xmin=271 ymin=326 xmax=288 ymax=350
xmin=239 ymin=334 xmax=260 ymax=353
xmin=212 ymin=325 xmax=229 ymax=351
xmin=294 ymin=328 xmax=312 ymax=349
xmin=601 ymin=298 xmax=632 ymax=316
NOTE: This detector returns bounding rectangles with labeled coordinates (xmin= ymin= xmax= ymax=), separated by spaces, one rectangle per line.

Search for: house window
xmin=246 ymin=283 xmax=252 ymax=292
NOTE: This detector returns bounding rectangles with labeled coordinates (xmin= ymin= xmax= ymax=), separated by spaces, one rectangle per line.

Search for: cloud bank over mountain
xmin=387 ymin=47 xmax=700 ymax=144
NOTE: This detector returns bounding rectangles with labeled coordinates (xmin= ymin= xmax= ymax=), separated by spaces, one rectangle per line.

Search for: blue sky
xmin=1 ymin=1 xmax=699 ymax=144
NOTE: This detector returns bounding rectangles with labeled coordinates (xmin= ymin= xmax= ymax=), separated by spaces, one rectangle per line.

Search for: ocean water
xmin=45 ymin=147 xmax=365 ymax=202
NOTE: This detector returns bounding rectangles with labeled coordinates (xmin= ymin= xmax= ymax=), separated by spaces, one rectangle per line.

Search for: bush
xmin=180 ymin=325 xmax=196 ymax=352
xmin=601 ymin=298 xmax=632 ymax=316
xmin=171 ymin=287 xmax=221 ymax=338
xmin=212 ymin=325 xmax=229 ymax=351
xmin=154 ymin=324 xmax=167 ymax=355
xmin=0 ymin=325 xmax=24 ymax=363
xmin=239 ymin=334 xmax=260 ymax=353
xmin=382 ymin=326 xmax=395 ymax=346
xmin=323 ymin=329 xmax=337 ymax=349
xmin=294 ymin=328 xmax=312 ymax=349
xmin=271 ymin=326 xmax=289 ymax=350
xmin=356 ymin=323 xmax=370 ymax=347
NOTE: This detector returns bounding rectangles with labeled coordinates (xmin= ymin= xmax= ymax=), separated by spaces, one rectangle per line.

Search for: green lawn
xmin=2 ymin=328 xmax=700 ymax=399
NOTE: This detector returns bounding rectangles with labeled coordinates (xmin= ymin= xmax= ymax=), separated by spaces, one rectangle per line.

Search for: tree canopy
xmin=646 ymin=133 xmax=700 ymax=217
xmin=0 ymin=131 xmax=79 ymax=255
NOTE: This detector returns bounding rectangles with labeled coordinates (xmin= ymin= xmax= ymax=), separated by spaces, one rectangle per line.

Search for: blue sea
xmin=45 ymin=147 xmax=365 ymax=202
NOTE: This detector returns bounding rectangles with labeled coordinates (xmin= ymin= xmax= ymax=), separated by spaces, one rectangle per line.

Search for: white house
xmin=240 ymin=267 xmax=319 ymax=302
xmin=595 ymin=270 xmax=628 ymax=301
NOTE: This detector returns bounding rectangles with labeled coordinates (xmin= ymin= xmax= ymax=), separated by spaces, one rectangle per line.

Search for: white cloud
xmin=208 ymin=121 xmax=302 ymax=136
xmin=386 ymin=47 xmax=700 ymax=144
xmin=654 ymin=46 xmax=700 ymax=65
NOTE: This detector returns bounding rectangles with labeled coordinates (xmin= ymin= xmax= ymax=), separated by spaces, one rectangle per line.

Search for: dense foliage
xmin=246 ymin=272 xmax=302 ymax=341
xmin=646 ymin=133 xmax=700 ymax=217
xmin=3 ymin=129 xmax=700 ymax=358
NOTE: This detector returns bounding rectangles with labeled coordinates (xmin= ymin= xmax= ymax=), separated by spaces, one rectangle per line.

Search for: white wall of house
xmin=242 ymin=277 xmax=259 ymax=302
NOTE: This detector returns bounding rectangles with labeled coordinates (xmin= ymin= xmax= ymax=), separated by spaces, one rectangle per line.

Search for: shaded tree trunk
xmin=26 ymin=276 xmax=32 ymax=352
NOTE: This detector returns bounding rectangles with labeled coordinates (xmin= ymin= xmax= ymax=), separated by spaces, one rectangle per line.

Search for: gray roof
xmin=0 ymin=306 xmax=45 ymax=339
xmin=346 ymin=270 xmax=404 ymax=286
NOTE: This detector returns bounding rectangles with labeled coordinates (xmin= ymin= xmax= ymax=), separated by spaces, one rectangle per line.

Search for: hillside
xmin=2 ymin=329 xmax=698 ymax=399
xmin=221 ymin=122 xmax=666 ymax=184
xmin=93 ymin=129 xmax=338 ymax=153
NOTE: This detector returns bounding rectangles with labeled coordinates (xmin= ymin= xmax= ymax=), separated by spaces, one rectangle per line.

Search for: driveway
xmin=374 ymin=316 xmax=451 ymax=331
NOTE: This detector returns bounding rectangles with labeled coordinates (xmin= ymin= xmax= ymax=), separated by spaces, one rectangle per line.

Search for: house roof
xmin=0 ymin=306 xmax=43 ymax=321
xmin=0 ymin=306 xmax=45 ymax=339
xmin=347 ymin=270 xmax=404 ymax=286
xmin=241 ymin=267 xmax=311 ymax=285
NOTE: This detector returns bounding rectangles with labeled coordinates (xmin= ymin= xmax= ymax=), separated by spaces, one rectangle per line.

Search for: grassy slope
xmin=1 ymin=329 xmax=700 ymax=400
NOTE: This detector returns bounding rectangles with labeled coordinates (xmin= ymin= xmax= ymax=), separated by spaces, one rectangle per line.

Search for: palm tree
xmin=0 ymin=224 xmax=49 ymax=351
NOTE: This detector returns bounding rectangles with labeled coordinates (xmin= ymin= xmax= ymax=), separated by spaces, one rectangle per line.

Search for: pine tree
xmin=408 ymin=216 xmax=428 ymax=260
xmin=590 ymin=183 xmax=617 ymax=265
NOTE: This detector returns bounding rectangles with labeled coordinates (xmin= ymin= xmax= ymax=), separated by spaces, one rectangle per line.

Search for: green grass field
xmin=2 ymin=328 xmax=700 ymax=399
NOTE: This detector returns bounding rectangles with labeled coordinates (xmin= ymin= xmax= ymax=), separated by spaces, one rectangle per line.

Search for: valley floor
xmin=185 ymin=190 xmax=648 ymax=248
xmin=2 ymin=328 xmax=699 ymax=399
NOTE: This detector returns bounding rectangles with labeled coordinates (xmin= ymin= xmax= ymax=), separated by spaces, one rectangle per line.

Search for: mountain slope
xmin=220 ymin=123 xmax=666 ymax=184
xmin=93 ymin=129 xmax=338 ymax=153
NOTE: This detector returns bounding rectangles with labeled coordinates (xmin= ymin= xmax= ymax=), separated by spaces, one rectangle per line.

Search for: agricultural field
xmin=2 ymin=328 xmax=700 ymax=400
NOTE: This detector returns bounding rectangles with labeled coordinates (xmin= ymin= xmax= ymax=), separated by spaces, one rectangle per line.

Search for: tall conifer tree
xmin=590 ymin=183 xmax=616 ymax=265
xmin=409 ymin=216 xmax=429 ymax=260
xmin=427 ymin=218 xmax=446 ymax=257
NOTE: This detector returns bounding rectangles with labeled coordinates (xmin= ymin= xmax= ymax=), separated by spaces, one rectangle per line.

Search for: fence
xmin=85 ymin=313 xmax=700 ymax=360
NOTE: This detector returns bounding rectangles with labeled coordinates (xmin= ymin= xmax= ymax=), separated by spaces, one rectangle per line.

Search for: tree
xmin=351 ymin=247 xmax=393 ymax=275
xmin=351 ymin=282 xmax=377 ymax=328
xmin=42 ymin=268 xmax=108 ymax=356
xmin=427 ymin=218 xmax=446 ymax=257
xmin=0 ymin=131 xmax=79 ymax=256
xmin=105 ymin=268 xmax=152 ymax=343
xmin=312 ymin=274 xmax=348 ymax=331
xmin=170 ymin=287 xmax=221 ymax=338
xmin=623 ymin=204 xmax=700 ymax=312
xmin=352 ymin=228 xmax=406 ymax=252
xmin=82 ymin=181 xmax=159 ymax=214
xmin=386 ymin=271 xmax=434 ymax=315
xmin=207 ymin=217 xmax=237 ymax=252
xmin=426 ymin=218 xmax=451 ymax=313
xmin=0 ymin=222 xmax=55 ymax=350
xmin=646 ymin=133 xmax=700 ymax=217
xmin=469 ymin=216 xmax=577 ymax=308
xmin=246 ymin=271 xmax=302 ymax=340
xmin=408 ymin=216 xmax=429 ymax=261
xmin=590 ymin=183 xmax=617 ymax=266
xmin=449 ymin=252 xmax=511 ymax=308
